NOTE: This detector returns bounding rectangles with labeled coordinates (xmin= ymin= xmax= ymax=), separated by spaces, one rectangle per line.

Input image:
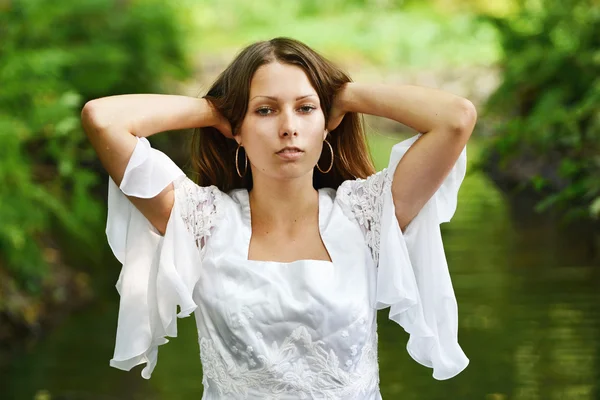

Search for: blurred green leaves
xmin=189 ymin=0 xmax=500 ymax=70
xmin=0 ymin=0 xmax=191 ymax=297
xmin=479 ymin=0 xmax=600 ymax=222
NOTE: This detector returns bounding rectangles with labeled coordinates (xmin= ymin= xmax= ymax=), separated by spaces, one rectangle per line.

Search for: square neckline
xmin=237 ymin=188 xmax=334 ymax=267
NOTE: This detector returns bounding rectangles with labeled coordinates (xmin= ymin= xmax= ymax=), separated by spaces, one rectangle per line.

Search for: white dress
xmin=106 ymin=133 xmax=469 ymax=399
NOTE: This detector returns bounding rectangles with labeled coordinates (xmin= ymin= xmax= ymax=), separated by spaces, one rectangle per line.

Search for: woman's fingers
xmin=217 ymin=120 xmax=234 ymax=139
xmin=327 ymin=111 xmax=345 ymax=132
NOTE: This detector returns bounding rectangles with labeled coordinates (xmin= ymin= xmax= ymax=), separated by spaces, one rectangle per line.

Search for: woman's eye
xmin=256 ymin=107 xmax=273 ymax=116
xmin=300 ymin=105 xmax=316 ymax=113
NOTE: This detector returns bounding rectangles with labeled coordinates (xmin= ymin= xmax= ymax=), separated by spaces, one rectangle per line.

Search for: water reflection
xmin=1 ymin=138 xmax=598 ymax=400
xmin=375 ymin=143 xmax=599 ymax=400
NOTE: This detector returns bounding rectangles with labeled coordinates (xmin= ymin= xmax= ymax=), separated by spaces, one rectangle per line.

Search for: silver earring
xmin=316 ymin=139 xmax=334 ymax=174
xmin=235 ymin=144 xmax=247 ymax=178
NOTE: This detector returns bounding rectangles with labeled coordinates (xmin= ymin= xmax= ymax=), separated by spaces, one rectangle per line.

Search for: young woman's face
xmin=236 ymin=61 xmax=327 ymax=182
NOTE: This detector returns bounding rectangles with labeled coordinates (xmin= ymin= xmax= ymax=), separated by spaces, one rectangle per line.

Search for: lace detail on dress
xmin=176 ymin=178 xmax=222 ymax=252
xmin=199 ymin=326 xmax=379 ymax=399
xmin=337 ymin=169 xmax=392 ymax=268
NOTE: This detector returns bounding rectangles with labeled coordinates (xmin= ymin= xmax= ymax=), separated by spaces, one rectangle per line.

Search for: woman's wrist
xmin=201 ymin=98 xmax=225 ymax=128
xmin=201 ymin=98 xmax=233 ymax=138
xmin=337 ymin=82 xmax=357 ymax=114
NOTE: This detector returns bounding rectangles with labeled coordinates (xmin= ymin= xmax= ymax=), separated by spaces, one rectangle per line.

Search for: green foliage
xmin=479 ymin=0 xmax=600 ymax=221
xmin=189 ymin=0 xmax=500 ymax=70
xmin=0 ymin=0 xmax=191 ymax=294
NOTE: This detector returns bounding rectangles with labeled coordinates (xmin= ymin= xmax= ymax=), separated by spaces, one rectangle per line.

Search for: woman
xmin=82 ymin=37 xmax=475 ymax=399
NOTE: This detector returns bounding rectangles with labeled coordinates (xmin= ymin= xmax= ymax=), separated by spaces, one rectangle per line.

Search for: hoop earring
xmin=235 ymin=144 xmax=248 ymax=178
xmin=316 ymin=139 xmax=334 ymax=174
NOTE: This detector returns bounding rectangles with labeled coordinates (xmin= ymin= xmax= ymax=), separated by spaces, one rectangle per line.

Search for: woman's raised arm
xmin=81 ymin=94 xmax=229 ymax=234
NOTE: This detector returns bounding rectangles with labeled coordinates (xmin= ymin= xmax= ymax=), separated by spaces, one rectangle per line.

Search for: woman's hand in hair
xmin=213 ymin=115 xmax=233 ymax=139
xmin=327 ymin=82 xmax=352 ymax=132
xmin=206 ymin=99 xmax=233 ymax=139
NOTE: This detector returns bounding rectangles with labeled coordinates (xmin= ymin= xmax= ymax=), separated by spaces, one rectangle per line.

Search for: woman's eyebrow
xmin=250 ymin=94 xmax=317 ymax=102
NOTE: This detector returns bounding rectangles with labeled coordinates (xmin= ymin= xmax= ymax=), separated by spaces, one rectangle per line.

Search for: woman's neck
xmin=248 ymin=175 xmax=318 ymax=233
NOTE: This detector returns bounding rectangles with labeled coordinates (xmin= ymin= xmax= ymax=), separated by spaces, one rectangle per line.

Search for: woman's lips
xmin=276 ymin=149 xmax=304 ymax=160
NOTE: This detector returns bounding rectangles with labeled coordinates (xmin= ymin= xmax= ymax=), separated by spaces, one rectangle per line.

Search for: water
xmin=1 ymin=140 xmax=598 ymax=400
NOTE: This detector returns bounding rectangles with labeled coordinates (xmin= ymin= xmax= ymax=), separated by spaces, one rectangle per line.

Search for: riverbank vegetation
xmin=0 ymin=0 xmax=192 ymax=344
xmin=477 ymin=0 xmax=600 ymax=224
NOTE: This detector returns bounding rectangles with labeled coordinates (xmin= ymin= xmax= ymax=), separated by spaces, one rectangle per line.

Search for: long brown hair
xmin=190 ymin=37 xmax=376 ymax=193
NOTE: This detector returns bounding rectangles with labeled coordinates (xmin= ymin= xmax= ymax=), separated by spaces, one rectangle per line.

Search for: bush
xmin=0 ymin=0 xmax=191 ymax=294
xmin=478 ymin=0 xmax=600 ymax=222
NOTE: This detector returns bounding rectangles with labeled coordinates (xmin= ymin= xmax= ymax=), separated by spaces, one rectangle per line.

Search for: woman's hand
xmin=327 ymin=83 xmax=352 ymax=132
xmin=213 ymin=114 xmax=233 ymax=139
xmin=206 ymin=99 xmax=233 ymax=139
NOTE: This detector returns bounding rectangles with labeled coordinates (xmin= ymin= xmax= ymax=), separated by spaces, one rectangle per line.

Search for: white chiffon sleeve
xmin=106 ymin=136 xmax=222 ymax=379
xmin=337 ymin=133 xmax=469 ymax=380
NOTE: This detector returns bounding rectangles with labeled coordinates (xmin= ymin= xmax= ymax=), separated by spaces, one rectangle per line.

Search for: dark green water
xmin=1 ymin=141 xmax=599 ymax=400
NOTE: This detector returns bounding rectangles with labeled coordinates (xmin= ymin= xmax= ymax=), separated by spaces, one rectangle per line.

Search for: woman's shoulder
xmin=332 ymin=170 xmax=389 ymax=208
xmin=173 ymin=179 xmax=248 ymax=226
xmin=336 ymin=169 xmax=389 ymax=194
xmin=226 ymin=187 xmax=248 ymax=203
xmin=171 ymin=180 xmax=248 ymax=243
xmin=174 ymin=178 xmax=246 ymax=207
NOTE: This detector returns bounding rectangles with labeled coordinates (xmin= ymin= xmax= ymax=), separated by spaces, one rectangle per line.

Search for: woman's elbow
xmin=81 ymin=100 xmax=107 ymax=135
xmin=450 ymin=99 xmax=477 ymax=135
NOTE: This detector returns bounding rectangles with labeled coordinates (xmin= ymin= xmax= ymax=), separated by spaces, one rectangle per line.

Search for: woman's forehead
xmin=249 ymin=62 xmax=317 ymax=100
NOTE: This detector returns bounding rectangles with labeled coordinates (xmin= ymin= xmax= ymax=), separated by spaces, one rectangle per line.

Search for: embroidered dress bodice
xmin=106 ymin=133 xmax=469 ymax=399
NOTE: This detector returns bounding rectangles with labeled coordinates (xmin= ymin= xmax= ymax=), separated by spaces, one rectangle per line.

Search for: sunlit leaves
xmin=0 ymin=0 xmax=191 ymax=296
xmin=481 ymin=0 xmax=600 ymax=222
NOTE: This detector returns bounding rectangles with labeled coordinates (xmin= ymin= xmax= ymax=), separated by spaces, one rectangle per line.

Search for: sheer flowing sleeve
xmin=106 ymin=137 xmax=222 ymax=379
xmin=336 ymin=133 xmax=469 ymax=380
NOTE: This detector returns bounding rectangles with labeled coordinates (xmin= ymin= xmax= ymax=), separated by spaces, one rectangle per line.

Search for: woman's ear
xmin=323 ymin=129 xmax=329 ymax=141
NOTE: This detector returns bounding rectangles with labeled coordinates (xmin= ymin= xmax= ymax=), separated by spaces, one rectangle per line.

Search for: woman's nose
xmin=279 ymin=108 xmax=298 ymax=137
